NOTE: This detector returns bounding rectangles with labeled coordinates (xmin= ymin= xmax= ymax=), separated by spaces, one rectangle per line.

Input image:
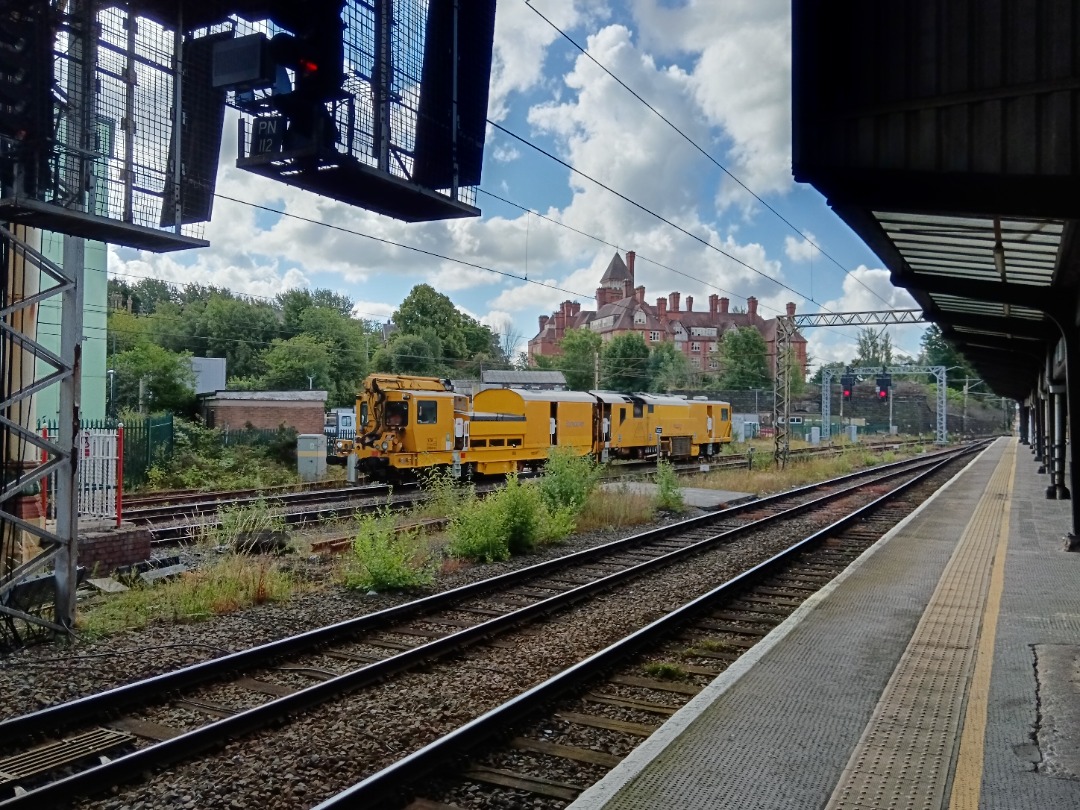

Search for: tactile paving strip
xmin=826 ymin=441 xmax=1017 ymax=810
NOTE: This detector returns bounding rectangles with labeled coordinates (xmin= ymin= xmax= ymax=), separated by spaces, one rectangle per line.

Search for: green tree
xmin=197 ymin=295 xmax=280 ymax=380
xmin=110 ymin=342 xmax=196 ymax=414
xmin=460 ymin=314 xmax=500 ymax=359
xmin=920 ymin=324 xmax=975 ymax=389
xmin=128 ymin=277 xmax=176 ymax=314
xmin=277 ymin=288 xmax=355 ymax=336
xmin=715 ymin=327 xmax=770 ymax=389
xmin=852 ymin=327 xmax=894 ymax=368
xmin=389 ymin=334 xmax=440 ymax=375
xmin=261 ymin=334 xmax=334 ymax=391
xmin=107 ymin=309 xmax=150 ymax=354
xmin=555 ymin=328 xmax=602 ymax=390
xmin=299 ymin=307 xmax=371 ymax=405
xmin=393 ymin=285 xmax=468 ymax=359
xmin=601 ymin=332 xmax=650 ymax=391
xmin=780 ymin=350 xmax=806 ymax=396
xmin=647 ymin=342 xmax=693 ymax=392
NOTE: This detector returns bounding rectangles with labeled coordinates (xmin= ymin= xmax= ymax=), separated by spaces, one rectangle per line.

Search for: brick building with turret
xmin=528 ymin=251 xmax=808 ymax=378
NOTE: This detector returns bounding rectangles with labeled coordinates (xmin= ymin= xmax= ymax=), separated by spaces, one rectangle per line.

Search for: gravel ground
xmin=0 ymin=510 xmax=702 ymax=722
xmin=69 ymin=506 xmax=839 ymax=810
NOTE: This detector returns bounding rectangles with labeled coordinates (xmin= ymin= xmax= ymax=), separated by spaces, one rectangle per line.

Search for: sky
xmin=109 ymin=0 xmax=925 ymax=373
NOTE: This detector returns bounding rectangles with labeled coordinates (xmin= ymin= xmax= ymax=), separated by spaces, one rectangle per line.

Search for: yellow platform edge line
xmin=826 ymin=438 xmax=1017 ymax=810
xmin=948 ymin=438 xmax=1017 ymax=809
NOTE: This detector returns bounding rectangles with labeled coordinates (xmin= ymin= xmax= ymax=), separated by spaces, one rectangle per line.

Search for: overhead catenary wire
xmin=521 ymin=0 xmax=894 ymax=311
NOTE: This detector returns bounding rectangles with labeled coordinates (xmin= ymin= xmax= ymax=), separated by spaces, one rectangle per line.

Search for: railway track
xmin=131 ymin=438 xmax=933 ymax=544
xmin=0 ymin=441 xmax=983 ymax=808
xmin=317 ymin=445 xmax=979 ymax=810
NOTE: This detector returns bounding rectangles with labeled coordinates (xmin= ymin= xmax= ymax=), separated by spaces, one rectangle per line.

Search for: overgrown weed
xmin=341 ymin=507 xmax=433 ymax=592
xmin=79 ymin=556 xmax=296 ymax=635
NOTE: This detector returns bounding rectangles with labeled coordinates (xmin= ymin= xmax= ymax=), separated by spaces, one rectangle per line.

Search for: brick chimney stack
xmin=626 ymin=250 xmax=636 ymax=284
xmin=554 ymin=310 xmax=566 ymax=334
xmin=709 ymin=294 xmax=718 ymax=314
xmin=595 ymin=287 xmax=607 ymax=308
xmin=657 ymin=297 xmax=667 ymax=319
xmin=539 ymin=314 xmax=549 ymax=332
xmin=572 ymin=301 xmax=581 ymax=316
xmin=624 ymin=280 xmax=633 ymax=299
xmin=669 ymin=292 xmax=680 ymax=312
xmin=720 ymin=297 xmax=729 ymax=314
xmin=747 ymin=296 xmax=758 ymax=319
xmin=785 ymin=302 xmax=796 ymax=317
xmin=635 ymin=285 xmax=646 ymax=305
xmin=686 ymin=296 xmax=693 ymax=312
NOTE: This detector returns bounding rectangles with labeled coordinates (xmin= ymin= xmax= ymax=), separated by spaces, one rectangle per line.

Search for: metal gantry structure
xmin=820 ymin=365 xmax=948 ymax=445
xmin=772 ymin=309 xmax=933 ymax=464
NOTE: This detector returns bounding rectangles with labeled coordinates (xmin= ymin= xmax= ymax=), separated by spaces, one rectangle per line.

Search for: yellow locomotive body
xmin=601 ymin=393 xmax=730 ymax=461
xmin=353 ymin=375 xmax=469 ymax=480
xmin=350 ymin=374 xmax=733 ymax=481
xmin=469 ymin=388 xmax=595 ymax=475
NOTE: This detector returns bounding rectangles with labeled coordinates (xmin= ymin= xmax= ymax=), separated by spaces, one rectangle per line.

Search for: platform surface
xmin=572 ymin=438 xmax=1080 ymax=810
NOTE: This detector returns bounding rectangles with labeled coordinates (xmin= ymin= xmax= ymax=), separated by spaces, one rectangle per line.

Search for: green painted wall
xmin=34 ymin=233 xmax=108 ymax=424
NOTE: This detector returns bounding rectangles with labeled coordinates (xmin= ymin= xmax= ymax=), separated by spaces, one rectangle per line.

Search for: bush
xmin=499 ymin=474 xmax=543 ymax=554
xmin=447 ymin=475 xmax=576 ymax=562
xmin=342 ymin=509 xmax=433 ymax=592
xmin=447 ymin=491 xmax=510 ymax=562
xmin=539 ymin=448 xmax=600 ymax=514
xmin=655 ymin=459 xmax=684 ymax=512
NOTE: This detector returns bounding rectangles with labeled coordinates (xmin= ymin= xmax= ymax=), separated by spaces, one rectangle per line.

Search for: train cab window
xmin=633 ymin=402 xmax=643 ymax=418
xmin=721 ymin=407 xmax=729 ymax=420
xmin=472 ymin=439 xmax=488 ymax=447
xmin=619 ymin=407 xmax=626 ymax=425
xmin=647 ymin=405 xmax=654 ymax=414
xmin=417 ymin=400 xmax=438 ymax=425
xmin=359 ymin=402 xmax=368 ymax=428
xmin=490 ymin=439 xmax=506 ymax=447
xmin=385 ymin=402 xmax=408 ymax=427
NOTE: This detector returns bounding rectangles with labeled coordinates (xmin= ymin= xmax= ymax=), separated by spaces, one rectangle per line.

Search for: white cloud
xmin=804 ymin=266 xmax=925 ymax=371
xmin=784 ymin=232 xmax=819 ymax=263
xmin=631 ymin=0 xmax=793 ymax=207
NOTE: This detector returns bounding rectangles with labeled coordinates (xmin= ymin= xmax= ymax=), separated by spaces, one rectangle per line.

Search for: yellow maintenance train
xmin=346 ymin=374 xmax=733 ymax=482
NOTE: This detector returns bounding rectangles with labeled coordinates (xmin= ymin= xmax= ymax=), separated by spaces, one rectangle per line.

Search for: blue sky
xmin=110 ymin=0 xmax=924 ymax=371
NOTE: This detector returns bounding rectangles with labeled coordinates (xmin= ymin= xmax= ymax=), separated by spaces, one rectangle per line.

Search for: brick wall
xmin=209 ymin=402 xmax=325 ymax=434
xmin=80 ymin=524 xmax=152 ymax=575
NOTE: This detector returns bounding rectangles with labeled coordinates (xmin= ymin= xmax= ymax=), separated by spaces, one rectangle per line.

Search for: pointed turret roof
xmin=599 ymin=252 xmax=633 ymax=287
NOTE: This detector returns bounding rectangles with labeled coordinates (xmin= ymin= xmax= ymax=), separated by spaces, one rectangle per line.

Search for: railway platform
xmin=570 ymin=437 xmax=1080 ymax=810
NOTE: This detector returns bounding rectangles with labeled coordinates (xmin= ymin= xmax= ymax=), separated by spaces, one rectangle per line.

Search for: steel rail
xmin=1 ymin=443 xmax=977 ymax=741
xmin=312 ymin=444 xmax=979 ymax=809
xmin=0 ymin=444 xmax=983 ymax=807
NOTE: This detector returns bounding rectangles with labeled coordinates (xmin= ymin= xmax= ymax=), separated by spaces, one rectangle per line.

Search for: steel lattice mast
xmin=772 ymin=309 xmax=931 ymax=462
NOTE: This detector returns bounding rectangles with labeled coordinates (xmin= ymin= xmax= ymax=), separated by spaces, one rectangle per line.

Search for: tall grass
xmin=79 ymin=557 xmax=296 ymax=636
xmin=575 ymin=486 xmax=656 ymax=532
xmin=207 ymin=499 xmax=288 ymax=550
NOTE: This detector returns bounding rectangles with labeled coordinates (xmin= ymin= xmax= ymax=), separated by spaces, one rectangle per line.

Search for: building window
xmin=634 ymin=311 xmax=646 ymax=325
xmin=691 ymin=357 xmax=702 ymax=369
xmin=690 ymin=342 xmax=702 ymax=352
xmin=708 ymin=358 xmax=719 ymax=370
xmin=649 ymin=331 xmax=660 ymax=342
